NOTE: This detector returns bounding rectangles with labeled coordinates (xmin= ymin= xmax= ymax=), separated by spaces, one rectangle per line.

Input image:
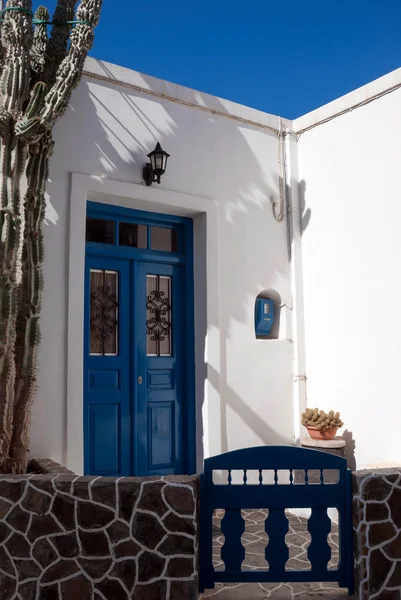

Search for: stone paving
xmin=201 ymin=509 xmax=352 ymax=600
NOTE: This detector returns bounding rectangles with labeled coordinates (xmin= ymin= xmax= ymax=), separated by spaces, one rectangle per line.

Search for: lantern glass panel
xmin=155 ymin=154 xmax=163 ymax=170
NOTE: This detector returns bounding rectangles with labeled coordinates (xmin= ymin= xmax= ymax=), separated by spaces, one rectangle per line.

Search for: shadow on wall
xmin=43 ymin=59 xmax=313 ymax=465
xmin=284 ymin=178 xmax=311 ymax=265
xmin=207 ymin=363 xmax=288 ymax=447
xmin=299 ymin=179 xmax=312 ymax=234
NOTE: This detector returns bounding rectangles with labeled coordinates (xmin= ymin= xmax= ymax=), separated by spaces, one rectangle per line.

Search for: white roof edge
xmin=83 ymin=57 xmax=291 ymax=134
xmin=83 ymin=57 xmax=401 ymax=137
xmin=293 ymin=67 xmax=401 ymax=134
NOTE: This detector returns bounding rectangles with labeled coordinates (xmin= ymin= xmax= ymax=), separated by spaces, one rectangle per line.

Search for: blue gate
xmin=200 ymin=446 xmax=354 ymax=595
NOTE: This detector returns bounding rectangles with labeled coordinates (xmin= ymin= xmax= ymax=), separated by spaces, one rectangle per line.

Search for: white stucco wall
xmin=296 ymin=69 xmax=401 ymax=469
xmin=31 ymin=59 xmax=295 ymax=472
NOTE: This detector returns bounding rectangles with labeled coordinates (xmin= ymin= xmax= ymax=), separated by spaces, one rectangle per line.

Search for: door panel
xmin=89 ymin=404 xmax=120 ymax=474
xmin=84 ymin=257 xmax=131 ymax=476
xmin=148 ymin=402 xmax=174 ymax=468
xmin=135 ymin=262 xmax=184 ymax=476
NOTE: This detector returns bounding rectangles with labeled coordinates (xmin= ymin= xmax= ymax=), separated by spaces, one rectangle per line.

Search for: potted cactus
xmin=302 ymin=408 xmax=344 ymax=440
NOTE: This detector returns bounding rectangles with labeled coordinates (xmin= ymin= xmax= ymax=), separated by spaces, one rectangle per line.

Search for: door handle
xmin=138 ymin=376 xmax=143 ymax=385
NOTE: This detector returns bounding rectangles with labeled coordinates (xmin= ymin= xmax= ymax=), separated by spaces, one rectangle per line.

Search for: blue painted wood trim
xmin=87 ymin=201 xmax=191 ymax=226
xmin=209 ymin=485 xmax=344 ymax=508
xmin=346 ymin=469 xmax=355 ymax=595
xmin=184 ymin=219 xmax=196 ymax=474
xmin=221 ymin=509 xmax=246 ymax=570
xmin=205 ymin=445 xmax=348 ymax=471
xmin=199 ymin=473 xmax=215 ymax=592
xmin=214 ymin=571 xmax=341 ymax=583
xmin=199 ymin=445 xmax=355 ymax=592
xmin=265 ymin=508 xmax=289 ymax=570
xmin=84 ymin=256 xmax=132 ymax=476
xmin=83 ymin=262 xmax=90 ymax=476
xmin=307 ymin=508 xmax=331 ymax=570
xmin=86 ymin=201 xmax=190 ymax=264
xmin=86 ymin=243 xmax=186 ymax=264
xmin=131 ymin=259 xmax=139 ymax=477
xmin=199 ymin=473 xmax=207 ymax=593
xmin=85 ymin=201 xmax=196 ymax=477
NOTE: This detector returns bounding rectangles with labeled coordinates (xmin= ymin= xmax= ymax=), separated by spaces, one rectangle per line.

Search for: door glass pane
xmin=86 ymin=218 xmax=115 ymax=244
xmin=90 ymin=270 xmax=118 ymax=355
xmin=150 ymin=227 xmax=178 ymax=252
xmin=119 ymin=222 xmax=147 ymax=248
xmin=146 ymin=275 xmax=172 ymax=356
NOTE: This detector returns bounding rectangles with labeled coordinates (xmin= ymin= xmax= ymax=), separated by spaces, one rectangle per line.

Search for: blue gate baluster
xmin=265 ymin=508 xmax=289 ymax=571
xmin=307 ymin=508 xmax=332 ymax=571
xmin=221 ymin=509 xmax=246 ymax=571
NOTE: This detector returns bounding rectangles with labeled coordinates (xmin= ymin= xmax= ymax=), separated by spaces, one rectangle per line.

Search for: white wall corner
xmin=285 ymin=133 xmax=307 ymax=444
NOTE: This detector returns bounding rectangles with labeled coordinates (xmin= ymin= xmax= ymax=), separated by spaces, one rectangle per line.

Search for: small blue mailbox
xmin=255 ymin=298 xmax=275 ymax=336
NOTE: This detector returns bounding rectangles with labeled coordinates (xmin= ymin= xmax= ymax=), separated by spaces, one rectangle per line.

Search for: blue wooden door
xmin=84 ymin=256 xmax=132 ymax=476
xmin=84 ymin=204 xmax=194 ymax=477
xmin=135 ymin=262 xmax=184 ymax=476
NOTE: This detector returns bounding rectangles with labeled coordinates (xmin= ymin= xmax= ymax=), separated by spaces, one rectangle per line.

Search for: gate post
xmin=199 ymin=472 xmax=215 ymax=593
xmin=199 ymin=473 xmax=206 ymax=593
xmin=346 ymin=469 xmax=355 ymax=596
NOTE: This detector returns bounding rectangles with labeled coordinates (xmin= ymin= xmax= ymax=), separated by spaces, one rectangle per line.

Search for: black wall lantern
xmin=143 ymin=142 xmax=170 ymax=186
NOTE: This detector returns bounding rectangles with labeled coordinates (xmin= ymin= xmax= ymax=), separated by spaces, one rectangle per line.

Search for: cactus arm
xmin=0 ymin=0 xmax=33 ymax=114
xmin=44 ymin=0 xmax=77 ymax=85
xmin=0 ymin=134 xmax=27 ymax=465
xmin=15 ymin=81 xmax=48 ymax=142
xmin=0 ymin=136 xmax=27 ymax=464
xmin=10 ymin=136 xmax=51 ymax=473
xmin=40 ymin=0 xmax=102 ymax=124
xmin=0 ymin=141 xmax=14 ymax=461
xmin=30 ymin=7 xmax=49 ymax=81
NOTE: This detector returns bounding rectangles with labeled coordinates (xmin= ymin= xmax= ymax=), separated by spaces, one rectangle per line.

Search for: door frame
xmin=67 ymin=174 xmax=220 ymax=476
xmin=84 ymin=201 xmax=196 ymax=475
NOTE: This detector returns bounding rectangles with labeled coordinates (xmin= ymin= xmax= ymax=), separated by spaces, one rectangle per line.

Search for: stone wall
xmin=353 ymin=468 xmax=401 ymax=600
xmin=0 ymin=469 xmax=199 ymax=599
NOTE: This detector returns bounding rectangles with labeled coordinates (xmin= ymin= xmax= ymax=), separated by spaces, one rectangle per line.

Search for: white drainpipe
xmin=281 ymin=123 xmax=308 ymax=445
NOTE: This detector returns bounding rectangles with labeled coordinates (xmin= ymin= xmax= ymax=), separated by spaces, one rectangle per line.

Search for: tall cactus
xmin=0 ymin=0 xmax=102 ymax=473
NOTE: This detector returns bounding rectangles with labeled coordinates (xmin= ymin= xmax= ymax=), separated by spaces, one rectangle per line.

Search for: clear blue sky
xmin=44 ymin=0 xmax=401 ymax=119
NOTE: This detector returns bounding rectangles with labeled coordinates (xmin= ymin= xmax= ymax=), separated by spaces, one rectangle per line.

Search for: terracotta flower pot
xmin=306 ymin=426 xmax=338 ymax=440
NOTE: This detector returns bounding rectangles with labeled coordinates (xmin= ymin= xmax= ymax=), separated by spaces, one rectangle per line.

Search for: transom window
xmin=86 ymin=216 xmax=179 ymax=253
xmin=86 ymin=218 xmax=115 ymax=245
